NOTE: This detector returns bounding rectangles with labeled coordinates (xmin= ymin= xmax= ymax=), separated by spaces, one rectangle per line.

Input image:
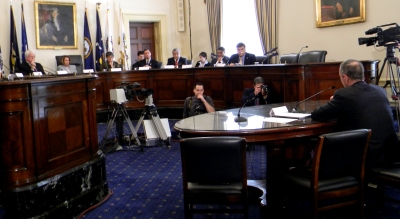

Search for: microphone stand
xmin=234 ymin=96 xmax=256 ymax=123
xmin=261 ymin=52 xmax=278 ymax=64
xmin=43 ymin=66 xmax=58 ymax=77
xmin=292 ymin=86 xmax=335 ymax=112
xmin=292 ymin=46 xmax=308 ymax=63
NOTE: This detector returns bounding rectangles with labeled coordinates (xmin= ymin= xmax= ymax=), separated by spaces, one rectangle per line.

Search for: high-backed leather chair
xmin=55 ymin=55 xmax=83 ymax=73
xmin=280 ymin=53 xmax=298 ymax=64
xmin=371 ymin=135 xmax=400 ymax=202
xmin=298 ymin=50 xmax=327 ymax=63
xmin=180 ymin=136 xmax=248 ymax=219
xmin=280 ymin=129 xmax=371 ymax=218
xmin=255 ymin=55 xmax=272 ymax=64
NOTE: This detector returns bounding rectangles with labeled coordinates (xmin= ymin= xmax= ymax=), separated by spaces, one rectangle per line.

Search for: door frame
xmin=123 ymin=14 xmax=167 ymax=65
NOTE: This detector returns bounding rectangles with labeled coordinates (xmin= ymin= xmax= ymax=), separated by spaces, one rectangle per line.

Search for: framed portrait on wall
xmin=316 ymin=0 xmax=365 ymax=28
xmin=34 ymin=1 xmax=77 ymax=49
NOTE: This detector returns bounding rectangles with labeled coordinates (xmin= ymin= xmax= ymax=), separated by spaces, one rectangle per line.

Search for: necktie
xmin=255 ymin=98 xmax=259 ymax=105
xmin=146 ymin=60 xmax=150 ymax=65
xmin=175 ymin=59 xmax=178 ymax=66
xmin=239 ymin=56 xmax=243 ymax=65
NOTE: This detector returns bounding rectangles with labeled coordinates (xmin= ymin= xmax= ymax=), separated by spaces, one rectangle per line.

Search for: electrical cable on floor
xmin=75 ymin=189 xmax=113 ymax=219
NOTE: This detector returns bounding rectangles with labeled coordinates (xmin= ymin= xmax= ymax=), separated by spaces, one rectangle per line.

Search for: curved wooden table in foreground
xmin=174 ymin=101 xmax=337 ymax=207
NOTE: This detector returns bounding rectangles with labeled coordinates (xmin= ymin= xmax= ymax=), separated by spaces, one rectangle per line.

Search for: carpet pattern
xmin=1 ymin=120 xmax=400 ymax=218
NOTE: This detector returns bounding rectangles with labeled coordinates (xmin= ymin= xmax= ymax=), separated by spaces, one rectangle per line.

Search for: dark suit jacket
xmin=138 ymin=59 xmax=161 ymax=69
xmin=211 ymin=56 xmax=230 ymax=65
xmin=132 ymin=61 xmax=141 ymax=69
xmin=228 ymin=53 xmax=256 ymax=65
xmin=311 ymin=81 xmax=397 ymax=167
xmin=99 ymin=61 xmax=121 ymax=72
xmin=167 ymin=57 xmax=188 ymax=66
xmin=195 ymin=61 xmax=211 ymax=67
xmin=19 ymin=62 xmax=45 ymax=75
xmin=241 ymin=88 xmax=269 ymax=107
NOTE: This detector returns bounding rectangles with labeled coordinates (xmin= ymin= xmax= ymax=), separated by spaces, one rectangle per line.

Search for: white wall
xmin=1 ymin=0 xmax=399 ymax=74
xmin=277 ymin=0 xmax=400 ymax=63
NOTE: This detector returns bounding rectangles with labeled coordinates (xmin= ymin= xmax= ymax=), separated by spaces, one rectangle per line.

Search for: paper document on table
xmin=269 ymin=106 xmax=311 ymax=119
xmin=263 ymin=117 xmax=297 ymax=123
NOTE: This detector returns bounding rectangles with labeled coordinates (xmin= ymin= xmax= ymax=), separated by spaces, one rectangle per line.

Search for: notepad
xmin=269 ymin=106 xmax=311 ymax=119
xmin=263 ymin=117 xmax=297 ymax=123
xmin=57 ymin=70 xmax=68 ymax=75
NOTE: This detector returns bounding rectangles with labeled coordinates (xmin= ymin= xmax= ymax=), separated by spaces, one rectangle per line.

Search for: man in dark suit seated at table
xmin=19 ymin=50 xmax=45 ymax=75
xmin=131 ymin=51 xmax=144 ymax=69
xmin=241 ymin=77 xmax=270 ymax=106
xmin=167 ymin=48 xmax=187 ymax=68
xmin=311 ymin=59 xmax=397 ymax=170
xmin=228 ymin=42 xmax=256 ymax=66
xmin=211 ymin=46 xmax=230 ymax=65
xmin=138 ymin=49 xmax=161 ymax=69
xmin=183 ymin=82 xmax=215 ymax=118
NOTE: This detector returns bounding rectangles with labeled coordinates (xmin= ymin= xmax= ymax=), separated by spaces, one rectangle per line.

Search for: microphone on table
xmin=43 ymin=66 xmax=57 ymax=77
xmin=264 ymin=47 xmax=278 ymax=55
xmin=292 ymin=86 xmax=335 ymax=113
xmin=261 ymin=52 xmax=279 ymax=64
xmin=2 ymin=65 xmax=21 ymax=80
xmin=292 ymin=45 xmax=308 ymax=63
xmin=234 ymin=96 xmax=256 ymax=123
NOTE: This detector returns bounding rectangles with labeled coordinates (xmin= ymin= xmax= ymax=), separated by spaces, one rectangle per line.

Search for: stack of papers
xmin=269 ymin=106 xmax=311 ymax=119
xmin=263 ymin=117 xmax=297 ymax=124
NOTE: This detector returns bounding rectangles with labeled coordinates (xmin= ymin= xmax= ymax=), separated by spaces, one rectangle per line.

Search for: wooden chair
xmin=370 ymin=135 xmax=400 ymax=202
xmin=280 ymin=129 xmax=371 ymax=218
xmin=180 ymin=136 xmax=248 ymax=219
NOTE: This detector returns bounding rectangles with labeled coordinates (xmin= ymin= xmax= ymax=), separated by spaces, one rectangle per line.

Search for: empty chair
xmin=280 ymin=129 xmax=371 ymax=218
xmin=298 ymin=50 xmax=327 ymax=63
xmin=180 ymin=136 xmax=248 ymax=219
xmin=255 ymin=55 xmax=272 ymax=64
xmin=280 ymin=53 xmax=298 ymax=64
xmin=55 ymin=55 xmax=83 ymax=73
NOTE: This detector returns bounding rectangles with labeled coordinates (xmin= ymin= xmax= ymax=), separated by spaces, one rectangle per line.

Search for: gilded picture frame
xmin=316 ymin=0 xmax=365 ymax=28
xmin=34 ymin=1 xmax=77 ymax=49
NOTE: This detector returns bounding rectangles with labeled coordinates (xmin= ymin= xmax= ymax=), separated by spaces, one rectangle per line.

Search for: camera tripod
xmin=99 ymin=95 xmax=170 ymax=154
xmin=100 ymin=101 xmax=143 ymax=154
xmin=378 ymin=43 xmax=400 ymax=134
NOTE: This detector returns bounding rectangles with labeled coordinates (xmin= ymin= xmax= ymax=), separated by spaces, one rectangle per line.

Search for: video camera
xmin=261 ymin=85 xmax=269 ymax=93
xmin=358 ymin=23 xmax=400 ymax=47
xmin=117 ymin=82 xmax=141 ymax=100
xmin=117 ymin=82 xmax=154 ymax=102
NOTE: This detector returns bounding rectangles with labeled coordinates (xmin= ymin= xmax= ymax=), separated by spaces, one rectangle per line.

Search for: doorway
xmin=129 ymin=22 xmax=156 ymax=62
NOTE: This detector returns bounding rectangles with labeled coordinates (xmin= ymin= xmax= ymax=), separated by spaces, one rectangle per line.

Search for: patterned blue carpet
xmin=0 ymin=120 xmax=400 ymax=218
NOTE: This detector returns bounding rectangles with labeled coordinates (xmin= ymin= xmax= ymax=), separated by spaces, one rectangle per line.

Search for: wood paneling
xmin=94 ymin=61 xmax=379 ymax=111
xmin=0 ymin=76 xmax=98 ymax=189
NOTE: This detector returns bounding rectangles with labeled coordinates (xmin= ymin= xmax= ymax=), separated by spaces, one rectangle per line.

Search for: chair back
xmin=298 ymin=50 xmax=327 ymax=63
xmin=314 ymin=129 xmax=371 ymax=180
xmin=279 ymin=53 xmax=298 ymax=64
xmin=255 ymin=56 xmax=272 ymax=64
xmin=55 ymin=55 xmax=83 ymax=73
xmin=180 ymin=136 xmax=247 ymax=184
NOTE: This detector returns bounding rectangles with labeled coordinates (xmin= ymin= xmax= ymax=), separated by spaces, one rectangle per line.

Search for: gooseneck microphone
xmin=43 ymin=66 xmax=57 ymax=76
xmin=292 ymin=45 xmax=308 ymax=63
xmin=2 ymin=65 xmax=21 ymax=80
xmin=264 ymin=47 xmax=278 ymax=55
xmin=234 ymin=96 xmax=256 ymax=123
xmin=261 ymin=52 xmax=279 ymax=64
xmin=292 ymin=86 xmax=335 ymax=112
